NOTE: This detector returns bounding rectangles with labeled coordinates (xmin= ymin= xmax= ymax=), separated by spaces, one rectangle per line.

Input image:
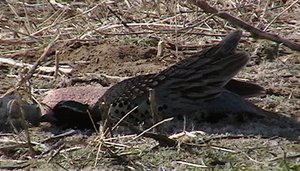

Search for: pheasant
xmin=90 ymin=30 xmax=273 ymax=133
xmin=41 ymin=30 xmax=298 ymax=135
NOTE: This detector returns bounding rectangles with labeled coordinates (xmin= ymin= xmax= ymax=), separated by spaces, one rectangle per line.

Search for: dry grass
xmin=0 ymin=0 xmax=299 ymax=170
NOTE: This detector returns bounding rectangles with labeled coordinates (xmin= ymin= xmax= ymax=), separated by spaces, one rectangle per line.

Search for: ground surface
xmin=0 ymin=0 xmax=299 ymax=170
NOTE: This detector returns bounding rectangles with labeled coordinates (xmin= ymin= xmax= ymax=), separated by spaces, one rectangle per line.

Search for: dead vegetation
xmin=0 ymin=0 xmax=299 ymax=170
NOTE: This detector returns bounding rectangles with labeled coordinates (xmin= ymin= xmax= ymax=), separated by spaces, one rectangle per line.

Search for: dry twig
xmin=1 ymin=33 xmax=60 ymax=97
xmin=187 ymin=0 xmax=300 ymax=51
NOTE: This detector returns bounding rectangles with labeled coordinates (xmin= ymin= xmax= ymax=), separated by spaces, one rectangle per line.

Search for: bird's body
xmin=91 ymin=30 xmax=271 ymax=133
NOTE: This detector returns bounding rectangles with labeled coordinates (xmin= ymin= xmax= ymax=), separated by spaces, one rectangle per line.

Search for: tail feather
xmin=225 ymin=79 xmax=265 ymax=98
xmin=202 ymin=91 xmax=299 ymax=127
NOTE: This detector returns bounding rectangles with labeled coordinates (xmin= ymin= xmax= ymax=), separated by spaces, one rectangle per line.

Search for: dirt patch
xmin=58 ymin=41 xmax=164 ymax=75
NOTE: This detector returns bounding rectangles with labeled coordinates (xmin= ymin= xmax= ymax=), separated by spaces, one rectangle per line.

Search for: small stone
xmin=42 ymin=86 xmax=109 ymax=114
